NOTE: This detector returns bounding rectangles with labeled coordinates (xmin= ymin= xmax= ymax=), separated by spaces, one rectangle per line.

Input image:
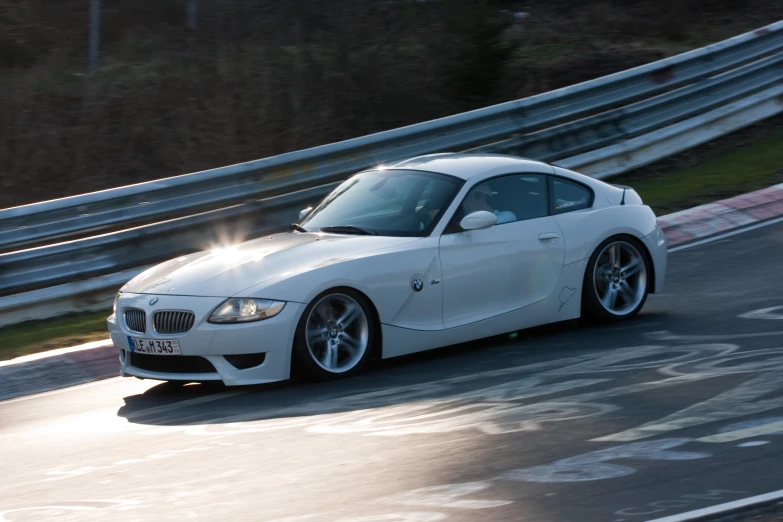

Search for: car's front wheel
xmin=582 ymin=236 xmax=650 ymax=322
xmin=293 ymin=289 xmax=375 ymax=380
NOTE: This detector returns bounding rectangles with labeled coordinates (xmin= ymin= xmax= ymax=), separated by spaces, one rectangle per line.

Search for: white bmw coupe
xmin=108 ymin=154 xmax=667 ymax=385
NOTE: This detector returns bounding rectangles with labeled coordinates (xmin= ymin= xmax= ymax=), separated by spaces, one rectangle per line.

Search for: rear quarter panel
xmin=554 ymin=204 xmax=659 ymax=266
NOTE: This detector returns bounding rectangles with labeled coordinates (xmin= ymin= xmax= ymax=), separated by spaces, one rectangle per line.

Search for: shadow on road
xmin=115 ymin=313 xmax=672 ymax=430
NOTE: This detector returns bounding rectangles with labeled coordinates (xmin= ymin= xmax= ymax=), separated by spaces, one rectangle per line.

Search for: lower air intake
xmin=224 ymin=353 xmax=267 ymax=370
xmin=130 ymin=353 xmax=216 ymax=374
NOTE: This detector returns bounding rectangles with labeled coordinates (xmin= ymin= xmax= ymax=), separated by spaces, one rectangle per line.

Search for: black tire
xmin=582 ymin=235 xmax=651 ymax=323
xmin=292 ymin=288 xmax=376 ymax=381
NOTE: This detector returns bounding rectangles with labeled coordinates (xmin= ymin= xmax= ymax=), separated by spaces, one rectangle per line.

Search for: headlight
xmin=208 ymin=298 xmax=286 ymax=324
xmin=113 ymin=292 xmax=121 ymax=313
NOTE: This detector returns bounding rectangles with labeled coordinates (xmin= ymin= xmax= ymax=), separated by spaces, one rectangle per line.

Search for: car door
xmin=438 ymin=173 xmax=565 ymax=329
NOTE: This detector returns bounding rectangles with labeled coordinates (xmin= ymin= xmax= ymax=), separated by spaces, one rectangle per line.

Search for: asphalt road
xmin=3 ymin=222 xmax=783 ymax=522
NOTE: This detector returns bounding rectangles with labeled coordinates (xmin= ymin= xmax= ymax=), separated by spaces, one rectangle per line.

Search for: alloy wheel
xmin=304 ymin=293 xmax=370 ymax=373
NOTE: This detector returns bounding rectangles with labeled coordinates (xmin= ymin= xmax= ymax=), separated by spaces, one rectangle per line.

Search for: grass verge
xmin=611 ymin=115 xmax=783 ymax=215
xmin=0 ymin=311 xmax=111 ymax=362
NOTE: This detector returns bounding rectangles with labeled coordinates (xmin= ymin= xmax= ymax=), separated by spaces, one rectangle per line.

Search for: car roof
xmin=384 ymin=153 xmax=554 ymax=180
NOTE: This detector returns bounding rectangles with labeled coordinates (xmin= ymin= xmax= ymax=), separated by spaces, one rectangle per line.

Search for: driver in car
xmin=462 ymin=183 xmax=517 ymax=224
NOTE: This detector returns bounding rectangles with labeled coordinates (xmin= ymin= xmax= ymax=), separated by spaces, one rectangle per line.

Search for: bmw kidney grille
xmin=124 ymin=308 xmax=147 ymax=334
xmin=153 ymin=311 xmax=196 ymax=334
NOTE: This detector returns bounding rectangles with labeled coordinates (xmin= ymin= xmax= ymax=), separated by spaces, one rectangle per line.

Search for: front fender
xmin=240 ymin=237 xmax=445 ymax=330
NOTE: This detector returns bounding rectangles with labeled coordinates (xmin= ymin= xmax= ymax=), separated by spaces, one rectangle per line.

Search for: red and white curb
xmin=0 ymin=339 xmax=114 ymax=369
xmin=658 ymin=183 xmax=783 ymax=247
xmin=646 ymin=489 xmax=783 ymax=522
xmin=4 ymin=183 xmax=783 ymax=402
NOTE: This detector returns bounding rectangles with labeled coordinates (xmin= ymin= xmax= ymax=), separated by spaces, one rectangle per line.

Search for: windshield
xmin=299 ymin=169 xmax=464 ymax=237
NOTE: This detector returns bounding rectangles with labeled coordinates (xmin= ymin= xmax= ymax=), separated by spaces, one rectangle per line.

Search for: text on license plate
xmin=128 ymin=337 xmax=181 ymax=355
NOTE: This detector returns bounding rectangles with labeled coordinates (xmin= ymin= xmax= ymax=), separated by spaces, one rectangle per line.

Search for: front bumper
xmin=107 ymin=293 xmax=306 ymax=385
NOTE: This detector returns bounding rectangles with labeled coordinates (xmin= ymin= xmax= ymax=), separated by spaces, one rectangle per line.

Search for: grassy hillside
xmin=1 ymin=0 xmax=781 ymax=208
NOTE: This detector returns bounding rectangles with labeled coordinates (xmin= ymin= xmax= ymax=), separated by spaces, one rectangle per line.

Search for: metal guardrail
xmin=1 ymin=20 xmax=782 ymax=254
xmin=0 ymin=20 xmax=782 ymax=303
xmin=476 ymin=52 xmax=783 ymax=160
xmin=558 ymin=83 xmax=783 ymax=178
xmin=5 ymin=84 xmax=782 ymax=328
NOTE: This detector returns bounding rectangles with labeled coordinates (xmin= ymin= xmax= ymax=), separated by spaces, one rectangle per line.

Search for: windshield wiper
xmin=319 ymin=225 xmax=377 ymax=236
xmin=290 ymin=223 xmax=309 ymax=233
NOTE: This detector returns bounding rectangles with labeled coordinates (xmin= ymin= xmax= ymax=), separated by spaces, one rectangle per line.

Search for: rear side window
xmin=550 ymin=177 xmax=592 ymax=214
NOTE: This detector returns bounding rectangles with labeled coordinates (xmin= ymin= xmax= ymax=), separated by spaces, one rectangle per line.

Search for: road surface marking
xmin=0 ymin=377 xmax=128 ymax=405
xmin=697 ymin=420 xmax=783 ymax=443
xmin=594 ymin=371 xmax=783 ymax=442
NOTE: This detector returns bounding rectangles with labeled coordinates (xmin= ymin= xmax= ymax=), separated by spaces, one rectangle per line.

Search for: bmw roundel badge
xmin=411 ymin=278 xmax=424 ymax=292
xmin=149 ymin=297 xmax=159 ymax=306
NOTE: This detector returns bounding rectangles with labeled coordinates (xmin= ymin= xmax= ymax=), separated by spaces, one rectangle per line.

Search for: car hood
xmin=121 ymin=232 xmax=420 ymax=297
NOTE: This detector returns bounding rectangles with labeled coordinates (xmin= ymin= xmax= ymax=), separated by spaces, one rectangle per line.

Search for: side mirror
xmin=298 ymin=207 xmax=312 ymax=220
xmin=460 ymin=210 xmax=497 ymax=231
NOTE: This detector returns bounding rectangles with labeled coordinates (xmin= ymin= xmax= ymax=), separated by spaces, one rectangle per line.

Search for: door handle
xmin=538 ymin=232 xmax=559 ymax=243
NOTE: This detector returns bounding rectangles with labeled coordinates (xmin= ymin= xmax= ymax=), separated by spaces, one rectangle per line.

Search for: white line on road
xmin=0 ymin=377 xmax=127 ymax=405
xmin=0 ymin=340 xmax=113 ymax=368
xmin=645 ymin=489 xmax=783 ymax=522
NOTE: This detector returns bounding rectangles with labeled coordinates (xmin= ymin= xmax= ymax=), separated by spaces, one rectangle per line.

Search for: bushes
xmin=439 ymin=0 xmax=516 ymax=109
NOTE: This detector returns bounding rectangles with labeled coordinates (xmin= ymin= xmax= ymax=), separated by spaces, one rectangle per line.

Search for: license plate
xmin=128 ymin=336 xmax=181 ymax=355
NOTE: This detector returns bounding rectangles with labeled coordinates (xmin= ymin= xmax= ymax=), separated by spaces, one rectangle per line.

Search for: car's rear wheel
xmin=293 ymin=289 xmax=375 ymax=380
xmin=582 ymin=236 xmax=650 ymax=322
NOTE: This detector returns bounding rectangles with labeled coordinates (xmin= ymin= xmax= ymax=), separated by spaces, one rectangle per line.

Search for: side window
xmin=512 ymin=174 xmax=548 ymax=220
xmin=416 ymin=180 xmax=435 ymax=210
xmin=445 ymin=173 xmax=549 ymax=232
xmin=550 ymin=177 xmax=592 ymax=214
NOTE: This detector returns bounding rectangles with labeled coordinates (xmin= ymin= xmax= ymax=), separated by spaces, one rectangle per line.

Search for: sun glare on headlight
xmin=209 ymin=298 xmax=285 ymax=324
